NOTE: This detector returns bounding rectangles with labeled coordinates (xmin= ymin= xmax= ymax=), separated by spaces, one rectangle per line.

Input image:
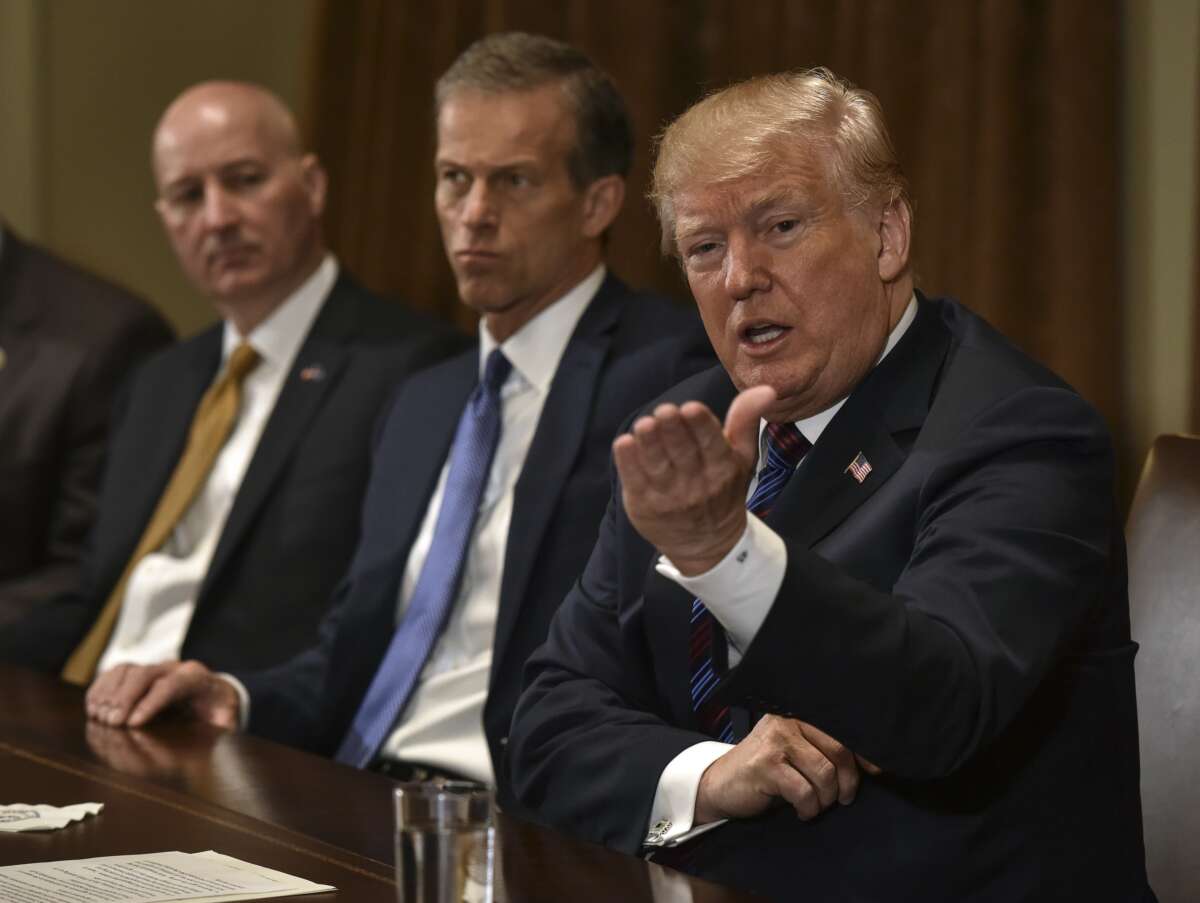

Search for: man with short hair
xmin=83 ymin=34 xmax=713 ymax=795
xmin=0 ymin=81 xmax=459 ymax=680
xmin=507 ymin=69 xmax=1153 ymax=901
xmin=0 ymin=224 xmax=173 ymax=626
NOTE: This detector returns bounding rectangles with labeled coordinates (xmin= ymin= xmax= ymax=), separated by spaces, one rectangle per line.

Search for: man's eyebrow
xmin=673 ymin=215 xmax=714 ymax=243
xmin=434 ymin=156 xmax=542 ymax=172
xmin=746 ymin=189 xmax=806 ymax=218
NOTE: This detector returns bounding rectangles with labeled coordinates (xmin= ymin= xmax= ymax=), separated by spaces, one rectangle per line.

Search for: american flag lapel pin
xmin=845 ymin=451 xmax=872 ymax=484
xmin=299 ymin=363 xmax=326 ymax=382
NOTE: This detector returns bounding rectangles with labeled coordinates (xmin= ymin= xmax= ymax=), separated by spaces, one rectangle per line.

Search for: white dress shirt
xmin=96 ymin=256 xmax=338 ymax=673
xmin=375 ymin=266 xmax=605 ymax=784
xmin=644 ymin=295 xmax=918 ymax=848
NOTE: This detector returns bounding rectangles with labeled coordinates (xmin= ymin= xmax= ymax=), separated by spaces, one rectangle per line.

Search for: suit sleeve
xmin=509 ymin=384 xmax=1119 ymax=847
xmin=508 ymin=472 xmax=716 ymax=854
xmin=238 ymin=581 xmax=350 ymax=751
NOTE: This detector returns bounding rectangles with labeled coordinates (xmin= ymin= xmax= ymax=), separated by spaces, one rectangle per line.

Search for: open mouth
xmin=741 ymin=323 xmax=790 ymax=346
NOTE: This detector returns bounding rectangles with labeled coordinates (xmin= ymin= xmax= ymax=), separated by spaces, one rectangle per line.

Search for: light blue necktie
xmin=336 ymin=349 xmax=512 ymax=767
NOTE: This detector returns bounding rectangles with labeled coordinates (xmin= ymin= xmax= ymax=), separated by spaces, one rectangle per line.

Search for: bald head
xmin=153 ymin=81 xmax=302 ymax=177
xmin=152 ymin=80 xmax=327 ymax=332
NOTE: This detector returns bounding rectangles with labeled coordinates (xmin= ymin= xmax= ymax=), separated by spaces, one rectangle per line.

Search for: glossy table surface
xmin=0 ymin=665 xmax=759 ymax=901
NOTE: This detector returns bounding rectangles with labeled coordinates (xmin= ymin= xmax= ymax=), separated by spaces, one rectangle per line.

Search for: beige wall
xmin=0 ymin=0 xmax=320 ymax=335
xmin=1125 ymin=0 xmax=1200 ymax=474
xmin=0 ymin=0 xmax=44 ymax=236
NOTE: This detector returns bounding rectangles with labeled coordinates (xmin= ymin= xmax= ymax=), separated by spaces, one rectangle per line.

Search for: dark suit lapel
xmin=766 ymin=414 xmax=906 ymax=547
xmin=202 ymin=282 xmax=356 ymax=594
xmin=767 ymin=296 xmax=950 ymax=547
xmin=491 ymin=277 xmax=625 ymax=671
xmin=96 ymin=331 xmax=219 ymax=594
xmin=377 ymin=353 xmax=478 ymax=566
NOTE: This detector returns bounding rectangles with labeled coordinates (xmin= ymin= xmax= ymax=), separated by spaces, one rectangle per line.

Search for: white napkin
xmin=0 ymin=802 xmax=104 ymax=832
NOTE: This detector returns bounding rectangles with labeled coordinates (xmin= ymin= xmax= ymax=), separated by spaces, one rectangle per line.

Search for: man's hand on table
xmin=84 ymin=660 xmax=240 ymax=730
xmin=613 ymin=385 xmax=776 ymax=576
xmin=695 ymin=715 xmax=882 ymax=824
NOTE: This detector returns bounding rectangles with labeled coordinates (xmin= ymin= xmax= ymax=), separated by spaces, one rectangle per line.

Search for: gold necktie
xmin=62 ymin=343 xmax=261 ymax=685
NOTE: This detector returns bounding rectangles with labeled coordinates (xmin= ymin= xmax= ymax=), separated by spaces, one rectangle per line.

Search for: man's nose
xmin=461 ymin=180 xmax=498 ymax=229
xmin=201 ymin=183 xmax=239 ymax=231
xmin=724 ymin=234 xmax=771 ymax=300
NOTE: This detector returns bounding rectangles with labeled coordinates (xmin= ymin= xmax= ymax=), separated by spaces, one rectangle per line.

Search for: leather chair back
xmin=1126 ymin=433 xmax=1200 ymax=902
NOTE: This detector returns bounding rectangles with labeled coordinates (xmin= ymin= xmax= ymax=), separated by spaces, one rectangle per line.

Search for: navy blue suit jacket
xmin=0 ymin=273 xmax=463 ymax=674
xmin=509 ymin=296 xmax=1153 ymax=902
xmin=238 ymin=275 xmax=715 ymax=794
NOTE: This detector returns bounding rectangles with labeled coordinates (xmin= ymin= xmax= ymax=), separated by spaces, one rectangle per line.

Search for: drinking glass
xmin=394 ymin=781 xmax=494 ymax=903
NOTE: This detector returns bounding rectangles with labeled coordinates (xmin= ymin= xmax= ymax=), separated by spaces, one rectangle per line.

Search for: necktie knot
xmin=481 ymin=349 xmax=512 ymax=396
xmin=225 ymin=343 xmax=261 ymax=385
xmin=746 ymin=422 xmax=809 ymax=520
xmin=764 ymin=421 xmax=811 ymax=468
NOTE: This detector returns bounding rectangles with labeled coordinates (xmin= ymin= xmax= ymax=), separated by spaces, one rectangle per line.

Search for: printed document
xmin=0 ymin=850 xmax=334 ymax=902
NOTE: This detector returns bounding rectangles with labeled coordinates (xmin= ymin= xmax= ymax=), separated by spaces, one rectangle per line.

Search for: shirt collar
xmin=477 ymin=264 xmax=605 ymax=394
xmin=220 ymin=254 xmax=338 ymax=371
xmin=761 ymin=292 xmax=919 ymax=450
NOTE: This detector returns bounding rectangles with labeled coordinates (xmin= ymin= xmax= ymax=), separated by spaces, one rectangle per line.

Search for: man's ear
xmin=876 ymin=198 xmax=911 ymax=282
xmin=580 ymin=174 xmax=625 ymax=239
xmin=300 ymin=154 xmax=329 ymax=218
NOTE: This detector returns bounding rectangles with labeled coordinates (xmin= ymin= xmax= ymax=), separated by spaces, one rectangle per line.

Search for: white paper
xmin=0 ymin=850 xmax=335 ymax=902
xmin=0 ymin=803 xmax=104 ymax=833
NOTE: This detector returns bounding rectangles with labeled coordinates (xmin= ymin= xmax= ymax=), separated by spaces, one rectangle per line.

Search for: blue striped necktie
xmin=336 ymin=349 xmax=512 ymax=768
xmin=690 ymin=422 xmax=811 ymax=742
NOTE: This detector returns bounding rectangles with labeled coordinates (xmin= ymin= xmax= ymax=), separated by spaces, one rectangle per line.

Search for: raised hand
xmin=613 ymin=385 xmax=776 ymax=575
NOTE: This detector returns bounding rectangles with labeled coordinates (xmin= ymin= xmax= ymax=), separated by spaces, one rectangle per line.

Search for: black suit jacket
xmin=0 ymin=271 xmax=463 ymax=674
xmin=238 ymin=275 xmax=715 ymax=797
xmin=509 ymin=296 xmax=1153 ymax=902
xmin=0 ymin=228 xmax=174 ymax=626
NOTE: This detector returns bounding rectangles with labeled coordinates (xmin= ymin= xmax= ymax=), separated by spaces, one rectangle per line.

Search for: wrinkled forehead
xmin=435 ymin=85 xmax=576 ymax=164
xmin=667 ymin=136 xmax=840 ymax=233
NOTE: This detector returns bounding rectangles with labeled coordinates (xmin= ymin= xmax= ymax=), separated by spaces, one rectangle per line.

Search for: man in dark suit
xmin=0 ymin=225 xmax=173 ymax=626
xmin=506 ymin=69 xmax=1154 ymax=901
xmin=0 ymin=82 xmax=458 ymax=681
xmin=82 ymin=34 xmax=713 ymax=794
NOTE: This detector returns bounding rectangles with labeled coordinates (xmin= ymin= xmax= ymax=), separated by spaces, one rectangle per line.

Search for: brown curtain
xmin=310 ymin=0 xmax=1122 ymax=438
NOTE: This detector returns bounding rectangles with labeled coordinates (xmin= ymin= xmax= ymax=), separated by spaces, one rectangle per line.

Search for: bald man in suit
xmin=0 ymin=83 xmax=460 ymax=680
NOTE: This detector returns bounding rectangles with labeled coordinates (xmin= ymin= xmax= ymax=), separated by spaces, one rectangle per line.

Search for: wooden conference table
xmin=0 ymin=665 xmax=760 ymax=902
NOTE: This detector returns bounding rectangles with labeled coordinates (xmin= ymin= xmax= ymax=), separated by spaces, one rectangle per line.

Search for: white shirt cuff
xmin=215 ymin=673 xmax=250 ymax=730
xmin=655 ymin=513 xmax=787 ymax=662
xmin=644 ymin=741 xmax=732 ymax=848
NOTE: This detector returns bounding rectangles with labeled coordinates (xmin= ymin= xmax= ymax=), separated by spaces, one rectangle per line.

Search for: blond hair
xmin=650 ymin=68 xmax=910 ymax=253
